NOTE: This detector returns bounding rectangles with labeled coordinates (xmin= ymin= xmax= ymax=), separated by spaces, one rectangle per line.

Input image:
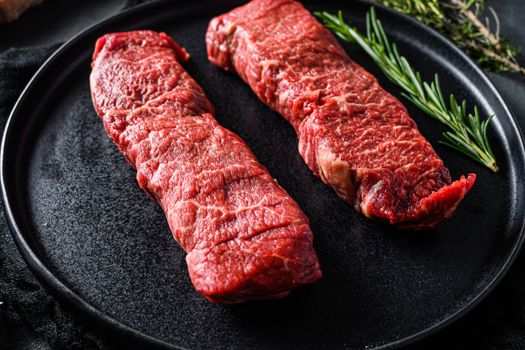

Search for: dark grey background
xmin=0 ymin=0 xmax=524 ymax=349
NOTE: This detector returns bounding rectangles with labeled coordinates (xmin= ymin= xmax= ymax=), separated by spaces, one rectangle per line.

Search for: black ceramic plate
xmin=2 ymin=1 xmax=525 ymax=349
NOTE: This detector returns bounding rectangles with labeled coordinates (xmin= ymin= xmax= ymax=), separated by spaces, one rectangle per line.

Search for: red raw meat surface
xmin=90 ymin=30 xmax=321 ymax=303
xmin=206 ymin=0 xmax=476 ymax=229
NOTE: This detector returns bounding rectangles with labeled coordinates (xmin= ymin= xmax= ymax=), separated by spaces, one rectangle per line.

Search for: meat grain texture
xmin=90 ymin=31 xmax=321 ymax=303
xmin=206 ymin=0 xmax=476 ymax=229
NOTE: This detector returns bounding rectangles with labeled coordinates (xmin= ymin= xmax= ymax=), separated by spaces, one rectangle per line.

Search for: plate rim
xmin=2 ymin=0 xmax=525 ymax=349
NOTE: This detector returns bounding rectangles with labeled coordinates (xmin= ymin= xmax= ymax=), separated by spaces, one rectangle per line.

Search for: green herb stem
xmin=373 ymin=0 xmax=525 ymax=75
xmin=316 ymin=8 xmax=499 ymax=172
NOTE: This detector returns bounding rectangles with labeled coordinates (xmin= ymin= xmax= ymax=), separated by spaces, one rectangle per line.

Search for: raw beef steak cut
xmin=90 ymin=30 xmax=321 ymax=303
xmin=206 ymin=0 xmax=476 ymax=229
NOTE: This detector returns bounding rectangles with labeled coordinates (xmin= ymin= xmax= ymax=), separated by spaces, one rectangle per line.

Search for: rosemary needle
xmin=315 ymin=7 xmax=499 ymax=172
xmin=373 ymin=0 xmax=525 ymax=75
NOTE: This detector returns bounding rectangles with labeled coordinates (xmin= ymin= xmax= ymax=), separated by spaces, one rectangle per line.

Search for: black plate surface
xmin=2 ymin=1 xmax=525 ymax=349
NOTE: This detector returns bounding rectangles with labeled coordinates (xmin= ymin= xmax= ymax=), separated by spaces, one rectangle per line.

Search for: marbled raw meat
xmin=90 ymin=30 xmax=321 ymax=303
xmin=206 ymin=0 xmax=476 ymax=229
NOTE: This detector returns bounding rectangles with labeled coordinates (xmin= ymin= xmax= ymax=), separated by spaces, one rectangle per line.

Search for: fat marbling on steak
xmin=90 ymin=30 xmax=321 ymax=303
xmin=206 ymin=0 xmax=476 ymax=229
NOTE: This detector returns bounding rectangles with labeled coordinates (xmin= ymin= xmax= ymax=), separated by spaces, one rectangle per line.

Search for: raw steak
xmin=206 ymin=0 xmax=476 ymax=229
xmin=90 ymin=30 xmax=321 ymax=303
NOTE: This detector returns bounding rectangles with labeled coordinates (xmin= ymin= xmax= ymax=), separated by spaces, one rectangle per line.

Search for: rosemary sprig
xmin=374 ymin=0 xmax=525 ymax=75
xmin=315 ymin=8 xmax=499 ymax=172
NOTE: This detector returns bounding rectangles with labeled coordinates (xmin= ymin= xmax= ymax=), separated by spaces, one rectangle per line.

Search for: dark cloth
xmin=0 ymin=45 xmax=113 ymax=350
xmin=0 ymin=3 xmax=149 ymax=350
xmin=0 ymin=1 xmax=524 ymax=349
